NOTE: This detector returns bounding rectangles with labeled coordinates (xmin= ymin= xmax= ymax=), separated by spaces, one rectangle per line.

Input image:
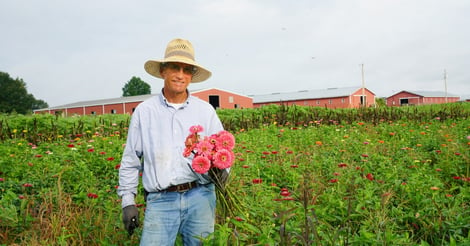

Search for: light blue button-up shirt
xmin=118 ymin=92 xmax=224 ymax=207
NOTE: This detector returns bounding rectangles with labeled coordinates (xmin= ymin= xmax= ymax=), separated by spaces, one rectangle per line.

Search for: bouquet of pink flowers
xmin=183 ymin=125 xmax=235 ymax=174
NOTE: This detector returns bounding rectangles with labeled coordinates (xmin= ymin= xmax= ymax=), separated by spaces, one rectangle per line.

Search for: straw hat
xmin=144 ymin=38 xmax=212 ymax=83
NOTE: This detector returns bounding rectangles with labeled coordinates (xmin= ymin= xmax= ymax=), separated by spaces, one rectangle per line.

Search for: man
xmin=118 ymin=38 xmax=225 ymax=245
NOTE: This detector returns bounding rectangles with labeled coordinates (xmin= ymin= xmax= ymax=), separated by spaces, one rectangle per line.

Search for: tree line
xmin=0 ymin=71 xmax=151 ymax=115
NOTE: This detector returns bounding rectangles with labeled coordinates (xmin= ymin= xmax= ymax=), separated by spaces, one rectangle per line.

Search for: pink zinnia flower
xmin=215 ymin=132 xmax=235 ymax=150
xmin=192 ymin=156 xmax=211 ymax=174
xmin=196 ymin=138 xmax=214 ymax=157
xmin=189 ymin=125 xmax=204 ymax=134
xmin=183 ymin=147 xmax=193 ymax=157
xmin=212 ymin=149 xmax=234 ymax=169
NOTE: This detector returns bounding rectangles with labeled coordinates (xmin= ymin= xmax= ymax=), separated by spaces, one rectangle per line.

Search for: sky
xmin=1 ymin=0 xmax=469 ymax=107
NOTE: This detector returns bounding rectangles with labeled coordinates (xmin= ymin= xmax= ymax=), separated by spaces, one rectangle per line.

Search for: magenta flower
xmin=192 ymin=156 xmax=211 ymax=174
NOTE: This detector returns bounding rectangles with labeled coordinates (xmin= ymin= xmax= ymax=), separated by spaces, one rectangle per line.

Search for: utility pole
xmin=361 ymin=63 xmax=366 ymax=107
xmin=444 ymin=69 xmax=448 ymax=103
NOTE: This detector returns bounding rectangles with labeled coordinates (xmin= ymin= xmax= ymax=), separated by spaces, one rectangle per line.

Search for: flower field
xmin=0 ymin=105 xmax=469 ymax=245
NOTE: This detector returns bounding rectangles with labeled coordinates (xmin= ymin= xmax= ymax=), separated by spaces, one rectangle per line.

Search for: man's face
xmin=160 ymin=62 xmax=195 ymax=94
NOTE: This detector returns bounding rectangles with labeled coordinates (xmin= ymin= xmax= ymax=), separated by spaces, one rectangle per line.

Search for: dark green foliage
xmin=0 ymin=72 xmax=48 ymax=114
xmin=122 ymin=76 xmax=151 ymax=97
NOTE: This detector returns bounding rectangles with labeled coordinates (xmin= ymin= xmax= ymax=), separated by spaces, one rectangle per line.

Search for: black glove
xmin=122 ymin=205 xmax=139 ymax=236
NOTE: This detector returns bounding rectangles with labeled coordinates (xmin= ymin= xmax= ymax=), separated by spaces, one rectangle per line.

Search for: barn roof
xmin=393 ymin=90 xmax=460 ymax=98
xmin=251 ymin=86 xmax=372 ymax=103
xmin=36 ymin=88 xmax=250 ymax=110
xmin=45 ymin=94 xmax=155 ymax=110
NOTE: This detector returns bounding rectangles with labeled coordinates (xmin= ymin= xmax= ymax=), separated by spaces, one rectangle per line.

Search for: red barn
xmin=252 ymin=86 xmax=376 ymax=108
xmin=386 ymin=90 xmax=460 ymax=106
xmin=34 ymin=88 xmax=253 ymax=116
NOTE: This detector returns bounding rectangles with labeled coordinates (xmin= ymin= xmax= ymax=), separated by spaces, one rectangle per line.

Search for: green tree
xmin=0 ymin=71 xmax=49 ymax=114
xmin=375 ymin=97 xmax=386 ymax=107
xmin=122 ymin=76 xmax=151 ymax=97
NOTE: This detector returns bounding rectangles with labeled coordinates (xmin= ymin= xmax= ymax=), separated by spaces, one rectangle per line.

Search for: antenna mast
xmin=361 ymin=64 xmax=366 ymax=107
xmin=444 ymin=69 xmax=448 ymax=103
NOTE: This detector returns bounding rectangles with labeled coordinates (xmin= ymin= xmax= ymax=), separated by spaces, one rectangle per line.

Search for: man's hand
xmin=122 ymin=205 xmax=139 ymax=236
xmin=209 ymin=168 xmax=229 ymax=190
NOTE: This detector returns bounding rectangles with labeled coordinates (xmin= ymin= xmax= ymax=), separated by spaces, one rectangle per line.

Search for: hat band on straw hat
xmin=165 ymin=50 xmax=194 ymax=60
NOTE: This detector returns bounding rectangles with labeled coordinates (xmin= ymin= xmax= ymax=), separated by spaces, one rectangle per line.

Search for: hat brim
xmin=144 ymin=58 xmax=211 ymax=83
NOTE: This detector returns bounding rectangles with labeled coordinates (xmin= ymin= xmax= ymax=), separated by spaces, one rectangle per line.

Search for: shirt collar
xmin=159 ymin=88 xmax=191 ymax=108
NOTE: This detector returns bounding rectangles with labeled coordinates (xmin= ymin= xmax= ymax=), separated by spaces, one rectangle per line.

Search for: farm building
xmin=251 ymin=86 xmax=376 ymax=109
xmin=34 ymin=88 xmax=253 ymax=116
xmin=386 ymin=90 xmax=460 ymax=106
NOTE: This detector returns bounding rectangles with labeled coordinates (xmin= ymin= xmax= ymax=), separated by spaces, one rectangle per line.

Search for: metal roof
xmin=405 ymin=90 xmax=459 ymax=98
xmin=251 ymin=86 xmax=370 ymax=103
xmin=36 ymin=88 xmax=251 ymax=111
xmin=45 ymin=94 xmax=155 ymax=110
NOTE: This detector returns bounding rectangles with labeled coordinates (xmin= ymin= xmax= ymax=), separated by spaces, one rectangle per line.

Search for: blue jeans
xmin=140 ymin=183 xmax=216 ymax=246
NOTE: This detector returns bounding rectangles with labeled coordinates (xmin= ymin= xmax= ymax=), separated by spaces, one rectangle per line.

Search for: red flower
xmin=329 ymin=179 xmax=338 ymax=183
xmin=67 ymin=144 xmax=75 ymax=148
xmin=87 ymin=148 xmax=94 ymax=152
xmin=235 ymin=216 xmax=244 ymax=222
xmin=366 ymin=173 xmax=374 ymax=181
xmin=23 ymin=183 xmax=33 ymax=187
xmin=87 ymin=193 xmax=98 ymax=199
xmin=252 ymin=178 xmax=263 ymax=184
xmin=115 ymin=164 xmax=121 ymax=170
xmin=280 ymin=188 xmax=291 ymax=197
xmin=107 ymin=157 xmax=115 ymax=161
xmin=338 ymin=163 xmax=348 ymax=168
